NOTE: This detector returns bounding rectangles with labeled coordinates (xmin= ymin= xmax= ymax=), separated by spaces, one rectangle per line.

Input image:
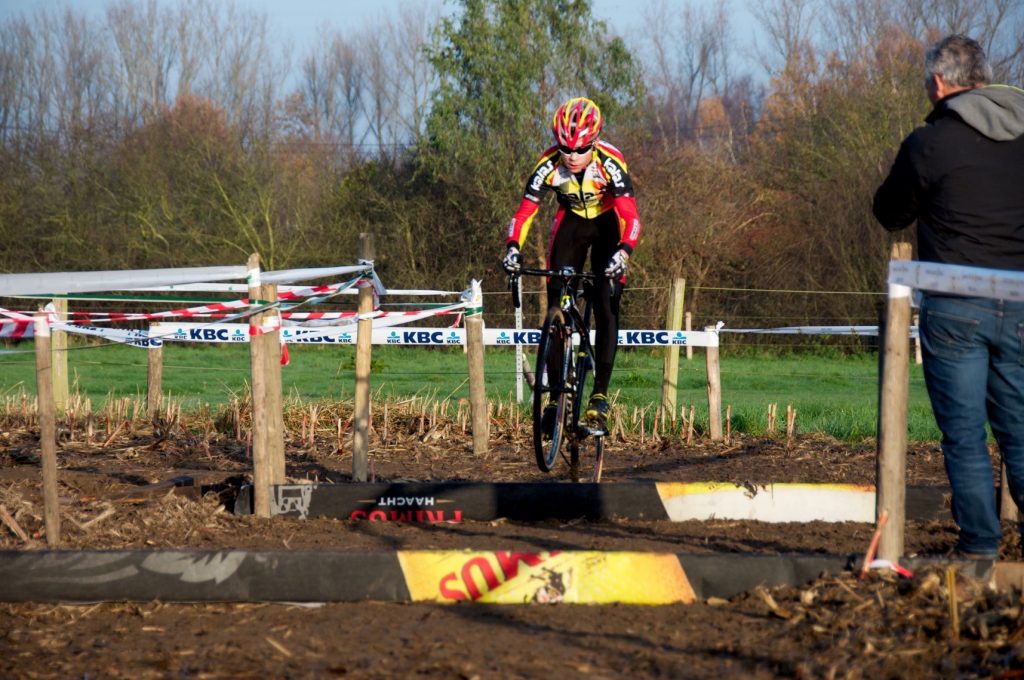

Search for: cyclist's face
xmin=559 ymin=145 xmax=593 ymax=172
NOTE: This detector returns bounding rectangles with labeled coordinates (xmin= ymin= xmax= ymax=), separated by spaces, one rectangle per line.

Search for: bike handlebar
xmin=506 ymin=267 xmax=599 ymax=310
xmin=512 ymin=267 xmax=597 ymax=280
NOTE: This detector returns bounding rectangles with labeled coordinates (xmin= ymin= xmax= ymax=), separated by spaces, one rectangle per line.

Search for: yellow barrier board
xmin=398 ymin=550 xmax=696 ymax=604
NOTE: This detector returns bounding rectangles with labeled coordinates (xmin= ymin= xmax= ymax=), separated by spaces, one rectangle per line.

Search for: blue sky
xmin=1 ymin=0 xmax=653 ymax=34
xmin=0 ymin=0 xmax=753 ymax=49
xmin=0 ymin=0 xmax=765 ymax=86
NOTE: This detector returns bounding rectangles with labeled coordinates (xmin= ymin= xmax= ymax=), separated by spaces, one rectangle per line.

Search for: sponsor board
xmin=655 ymin=482 xmax=876 ymax=523
xmin=397 ymin=550 xmax=695 ymax=604
xmin=151 ymin=323 xmax=719 ymax=347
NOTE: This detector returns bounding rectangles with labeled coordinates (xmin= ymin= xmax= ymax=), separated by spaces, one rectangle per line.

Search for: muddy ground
xmin=1 ymin=414 xmax=1023 ymax=678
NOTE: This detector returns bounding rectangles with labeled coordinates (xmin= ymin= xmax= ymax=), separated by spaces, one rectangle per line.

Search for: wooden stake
xmin=705 ymin=326 xmax=723 ymax=441
xmin=352 ymin=233 xmax=374 ymax=481
xmin=247 ymin=253 xmax=272 ymax=517
xmin=877 ymin=242 xmax=913 ymax=562
xmin=147 ymin=341 xmax=163 ymax=418
xmin=49 ymin=298 xmax=68 ymax=415
xmin=687 ymin=405 xmax=695 ymax=445
xmin=465 ymin=279 xmax=489 ymax=454
xmin=661 ymin=278 xmax=685 ymax=416
xmin=725 ymin=405 xmax=731 ymax=445
xmin=913 ymin=313 xmax=922 ymax=365
xmin=1000 ymin=461 xmax=1019 ymax=522
xmin=262 ymin=281 xmax=285 ymax=486
xmin=946 ymin=567 xmax=960 ymax=641
xmin=684 ymin=312 xmax=693 ymax=361
xmin=34 ymin=312 xmax=60 ymax=546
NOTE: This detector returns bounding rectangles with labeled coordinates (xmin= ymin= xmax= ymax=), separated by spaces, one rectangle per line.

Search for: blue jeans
xmin=920 ymin=293 xmax=1024 ymax=556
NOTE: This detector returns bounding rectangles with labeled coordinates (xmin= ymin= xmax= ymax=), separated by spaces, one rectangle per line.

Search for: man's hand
xmin=604 ymin=249 xmax=629 ymax=278
xmin=502 ymin=245 xmax=522 ymax=273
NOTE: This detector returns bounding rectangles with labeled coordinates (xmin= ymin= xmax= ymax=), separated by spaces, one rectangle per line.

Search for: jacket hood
xmin=943 ymin=84 xmax=1024 ymax=141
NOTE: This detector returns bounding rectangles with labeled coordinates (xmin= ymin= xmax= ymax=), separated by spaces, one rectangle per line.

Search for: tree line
xmin=1 ymin=0 xmax=1022 ymax=336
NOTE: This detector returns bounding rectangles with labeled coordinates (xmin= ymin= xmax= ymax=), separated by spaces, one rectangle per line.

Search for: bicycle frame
xmin=509 ymin=266 xmax=605 ymax=481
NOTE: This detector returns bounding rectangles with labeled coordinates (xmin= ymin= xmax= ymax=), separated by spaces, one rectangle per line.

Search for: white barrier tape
xmin=889 ymin=260 xmax=1024 ymax=300
xmin=722 ymin=325 xmax=879 ymax=335
xmin=0 ymin=320 xmax=32 ymax=338
xmin=246 ymin=267 xmax=261 ymax=288
xmin=297 ymin=301 xmax=468 ymax=329
xmin=261 ymin=264 xmax=371 ymax=284
xmin=127 ymin=284 xmax=456 ymax=296
xmin=0 ymin=306 xmax=33 ymax=322
xmin=0 ymin=265 xmax=250 ymax=297
xmin=889 ymin=283 xmax=912 ymax=299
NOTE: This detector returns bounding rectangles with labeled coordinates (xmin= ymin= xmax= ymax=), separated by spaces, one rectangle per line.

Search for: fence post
xmin=1001 ymin=462 xmax=1020 ymax=522
xmin=877 ymin=242 xmax=912 ymax=562
xmin=465 ymin=279 xmax=489 ymax=454
xmin=913 ymin=313 xmax=922 ymax=365
xmin=34 ymin=311 xmax=60 ymax=546
xmin=262 ymin=281 xmax=286 ymax=486
xmin=49 ymin=298 xmax=68 ymax=414
xmin=661 ymin=278 xmax=686 ymax=419
xmin=705 ymin=325 xmax=723 ymax=441
xmin=247 ymin=253 xmax=271 ymax=518
xmin=352 ymin=233 xmax=374 ymax=482
xmin=147 ymin=341 xmax=163 ymax=418
xmin=685 ymin=312 xmax=693 ymax=360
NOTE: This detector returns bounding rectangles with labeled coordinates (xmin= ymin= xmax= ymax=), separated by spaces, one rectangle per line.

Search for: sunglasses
xmin=558 ymin=144 xmax=593 ymax=155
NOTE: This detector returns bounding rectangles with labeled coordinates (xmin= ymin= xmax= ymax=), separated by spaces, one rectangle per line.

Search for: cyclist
xmin=501 ymin=96 xmax=642 ymax=431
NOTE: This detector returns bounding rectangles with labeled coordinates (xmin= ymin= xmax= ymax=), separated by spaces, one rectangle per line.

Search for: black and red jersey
xmin=505 ymin=140 xmax=642 ymax=254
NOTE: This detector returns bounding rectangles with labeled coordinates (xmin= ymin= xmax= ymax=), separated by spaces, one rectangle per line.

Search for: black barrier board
xmin=0 ymin=549 xmax=996 ymax=604
xmin=238 ymin=482 xmax=671 ymax=521
xmin=678 ymin=553 xmax=855 ymax=599
xmin=0 ymin=550 xmax=409 ymax=603
xmin=235 ymin=482 xmax=953 ymax=523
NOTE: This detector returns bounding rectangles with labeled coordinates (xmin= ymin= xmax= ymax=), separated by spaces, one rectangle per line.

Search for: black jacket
xmin=872 ymin=85 xmax=1024 ymax=270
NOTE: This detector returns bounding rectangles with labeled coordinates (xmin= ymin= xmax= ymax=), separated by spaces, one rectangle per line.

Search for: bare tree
xmin=640 ymin=0 xmax=734 ymax=148
xmin=294 ymin=29 xmax=364 ymax=161
xmin=749 ymin=0 xmax=820 ymax=80
xmin=106 ymin=0 xmax=178 ymax=127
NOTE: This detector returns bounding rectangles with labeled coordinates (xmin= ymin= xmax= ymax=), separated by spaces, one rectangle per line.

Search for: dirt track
xmin=2 ymin=420 xmax=1023 ymax=678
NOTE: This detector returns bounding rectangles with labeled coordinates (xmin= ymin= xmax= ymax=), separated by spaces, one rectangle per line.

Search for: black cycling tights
xmin=547 ymin=209 xmax=623 ymax=396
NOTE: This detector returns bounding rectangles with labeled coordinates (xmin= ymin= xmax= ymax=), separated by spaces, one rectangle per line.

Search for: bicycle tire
xmin=533 ymin=308 xmax=572 ymax=472
xmin=572 ymin=348 xmax=605 ymax=482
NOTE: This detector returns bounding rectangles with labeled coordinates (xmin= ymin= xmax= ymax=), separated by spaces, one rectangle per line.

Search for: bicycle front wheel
xmin=571 ymin=349 xmax=605 ymax=482
xmin=533 ymin=308 xmax=572 ymax=472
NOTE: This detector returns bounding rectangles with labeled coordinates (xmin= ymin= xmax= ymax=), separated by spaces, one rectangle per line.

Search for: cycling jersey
xmin=504 ymin=140 xmax=642 ymax=254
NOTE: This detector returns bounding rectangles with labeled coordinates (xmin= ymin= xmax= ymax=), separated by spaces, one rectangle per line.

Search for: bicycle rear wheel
xmin=571 ymin=349 xmax=605 ymax=482
xmin=533 ymin=308 xmax=572 ymax=472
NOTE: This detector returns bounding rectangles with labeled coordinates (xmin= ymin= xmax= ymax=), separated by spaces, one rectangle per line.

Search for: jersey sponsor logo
xmin=603 ymin=157 xmax=625 ymax=188
xmin=530 ymin=159 xmax=555 ymax=192
xmin=627 ymin=218 xmax=640 ymax=241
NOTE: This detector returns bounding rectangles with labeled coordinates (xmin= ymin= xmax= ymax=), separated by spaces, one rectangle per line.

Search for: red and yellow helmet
xmin=551 ymin=97 xmax=603 ymax=149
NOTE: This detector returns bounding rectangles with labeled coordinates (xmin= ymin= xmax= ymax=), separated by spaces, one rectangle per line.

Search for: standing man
xmin=873 ymin=34 xmax=1024 ymax=559
xmin=501 ymin=96 xmax=642 ymax=432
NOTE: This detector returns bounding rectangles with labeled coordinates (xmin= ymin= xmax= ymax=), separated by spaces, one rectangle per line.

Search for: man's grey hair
xmin=925 ymin=34 xmax=993 ymax=87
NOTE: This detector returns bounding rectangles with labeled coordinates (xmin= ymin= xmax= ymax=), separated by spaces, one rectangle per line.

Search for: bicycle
xmin=508 ymin=266 xmax=606 ymax=482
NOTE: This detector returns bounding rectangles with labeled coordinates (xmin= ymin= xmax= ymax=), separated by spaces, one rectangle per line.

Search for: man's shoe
xmin=585 ymin=393 xmax=610 ymax=432
xmin=540 ymin=403 xmax=558 ymax=439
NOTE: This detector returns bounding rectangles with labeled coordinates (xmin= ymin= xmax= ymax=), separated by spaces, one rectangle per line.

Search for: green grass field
xmin=0 ymin=338 xmax=940 ymax=442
